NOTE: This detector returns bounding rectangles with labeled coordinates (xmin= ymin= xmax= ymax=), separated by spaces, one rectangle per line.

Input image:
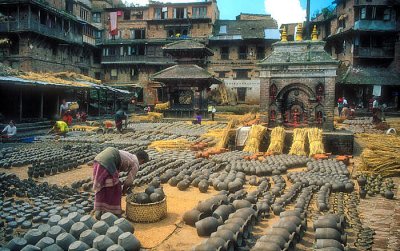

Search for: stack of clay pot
xmin=252 ymin=209 xmax=307 ymax=251
xmin=313 ymin=214 xmax=347 ymax=251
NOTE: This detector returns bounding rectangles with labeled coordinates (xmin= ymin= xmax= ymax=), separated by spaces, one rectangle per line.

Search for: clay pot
xmin=211 ymin=229 xmax=243 ymax=247
xmin=55 ymin=233 xmax=77 ymax=250
xmin=357 ymin=176 xmax=367 ymax=187
xmin=232 ymin=200 xmax=252 ymax=210
xmin=149 ymin=193 xmax=163 ymax=203
xmin=359 ymin=189 xmax=367 ymax=199
xmin=315 ymin=228 xmax=347 ymax=244
xmin=100 ymin=213 xmax=119 ymax=226
xmin=114 ymin=218 xmax=134 ymax=234
xmin=79 ymin=229 xmax=99 ymax=246
xmin=67 ymin=240 xmax=90 ymax=251
xmin=265 ymin=228 xmax=294 ymax=242
xmin=106 ymin=226 xmax=123 ymax=243
xmin=193 ymin=243 xmax=218 ymax=251
xmin=260 ymin=234 xmax=291 ymax=249
xmin=79 ymin=215 xmax=96 ymax=229
xmin=384 ymin=190 xmax=394 ymax=199
xmin=20 ymin=244 xmax=41 ymax=251
xmin=118 ymin=232 xmax=141 ymax=251
xmin=48 ymin=215 xmax=62 ymax=226
xmin=24 ymin=229 xmax=44 ymax=245
xmin=316 ymin=239 xmax=344 ymax=251
xmin=195 ymin=217 xmax=221 ymax=237
xmin=68 ymin=212 xmax=82 ymax=223
xmin=46 ymin=226 xmax=65 ymax=240
xmin=177 ymin=180 xmax=191 ymax=191
xmin=198 ymin=181 xmax=209 ymax=193
xmin=92 ymin=221 xmax=110 ymax=235
xmin=93 ymin=235 xmax=115 ymax=251
xmin=35 ymin=237 xmax=54 ymax=249
xmin=212 ymin=205 xmax=234 ymax=222
xmin=252 ymin=241 xmax=281 ymax=251
xmin=206 ymin=236 xmax=233 ymax=251
xmin=58 ymin=218 xmax=75 ymax=232
xmin=6 ymin=237 xmax=27 ymax=251
xmin=70 ymin=222 xmax=89 ymax=239
xmin=42 ymin=244 xmax=64 ymax=251
xmin=183 ymin=209 xmax=205 ymax=227
xmin=106 ymin=244 xmax=125 ymax=251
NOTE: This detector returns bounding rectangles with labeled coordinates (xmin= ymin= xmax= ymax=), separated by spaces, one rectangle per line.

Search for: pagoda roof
xmin=163 ymin=40 xmax=214 ymax=56
xmin=151 ymin=64 xmax=221 ymax=85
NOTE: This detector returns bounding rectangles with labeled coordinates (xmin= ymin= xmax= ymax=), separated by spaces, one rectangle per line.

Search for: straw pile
xmin=149 ymin=138 xmax=190 ymax=152
xmin=19 ymin=72 xmax=97 ymax=87
xmin=357 ymin=133 xmax=400 ymax=177
xmin=243 ymin=125 xmax=267 ymax=153
xmin=130 ymin=112 xmax=163 ymax=122
xmin=154 ymin=102 xmax=170 ymax=111
xmin=215 ymin=120 xmax=236 ymax=149
xmin=308 ymin=128 xmax=325 ymax=156
xmin=289 ymin=128 xmax=308 ymax=156
xmin=267 ymin=127 xmax=286 ymax=154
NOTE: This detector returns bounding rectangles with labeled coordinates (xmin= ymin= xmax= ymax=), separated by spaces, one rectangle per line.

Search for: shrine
xmin=258 ymin=25 xmax=339 ymax=130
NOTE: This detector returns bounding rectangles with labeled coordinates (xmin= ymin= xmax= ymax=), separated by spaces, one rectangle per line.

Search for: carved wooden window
xmin=316 ymin=84 xmax=324 ymax=103
xmin=270 ymin=84 xmax=277 ymax=101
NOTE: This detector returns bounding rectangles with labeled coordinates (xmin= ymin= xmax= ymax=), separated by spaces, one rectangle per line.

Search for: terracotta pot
xmin=55 ymin=233 xmax=77 ymax=250
xmin=70 ymin=222 xmax=89 ymax=239
xmin=106 ymin=226 xmax=123 ymax=243
xmin=118 ymin=232 xmax=141 ymax=251
xmin=114 ymin=218 xmax=134 ymax=234
xmin=79 ymin=229 xmax=99 ymax=246
xmin=35 ymin=237 xmax=55 ymax=249
xmin=183 ymin=209 xmax=205 ymax=227
xmin=93 ymin=235 xmax=114 ymax=251
xmin=195 ymin=217 xmax=221 ymax=237
xmin=67 ymin=240 xmax=90 ymax=251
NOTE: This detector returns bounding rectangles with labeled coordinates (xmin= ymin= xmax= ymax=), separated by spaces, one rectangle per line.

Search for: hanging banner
xmin=110 ymin=12 xmax=118 ymax=35
xmin=373 ymin=85 xmax=381 ymax=97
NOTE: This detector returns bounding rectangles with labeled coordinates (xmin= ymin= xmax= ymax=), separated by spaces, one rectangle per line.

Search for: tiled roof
xmin=338 ymin=65 xmax=400 ymax=86
xmin=163 ymin=40 xmax=213 ymax=55
xmin=211 ymin=19 xmax=279 ymax=40
xmin=151 ymin=64 xmax=221 ymax=83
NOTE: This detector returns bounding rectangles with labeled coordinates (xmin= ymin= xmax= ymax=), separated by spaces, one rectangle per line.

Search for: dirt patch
xmin=124 ymin=185 xmax=218 ymax=250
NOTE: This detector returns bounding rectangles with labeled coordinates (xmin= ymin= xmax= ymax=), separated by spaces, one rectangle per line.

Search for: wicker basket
xmin=126 ymin=195 xmax=167 ymax=223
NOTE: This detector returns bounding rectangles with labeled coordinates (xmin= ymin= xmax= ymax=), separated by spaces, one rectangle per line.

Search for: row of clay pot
xmin=271 ymin=182 xmax=303 ymax=216
xmin=313 ymin=214 xmax=347 ymax=251
xmin=317 ymin=184 xmax=331 ymax=212
xmin=5 ymin=212 xmax=139 ymax=251
xmin=252 ymin=209 xmax=307 ymax=251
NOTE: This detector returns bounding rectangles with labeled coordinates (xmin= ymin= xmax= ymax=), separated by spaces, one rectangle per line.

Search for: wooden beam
xmin=97 ymin=90 xmax=100 ymax=117
xmin=56 ymin=95 xmax=60 ymax=117
xmin=19 ymin=90 xmax=23 ymax=121
xmin=40 ymin=91 xmax=44 ymax=119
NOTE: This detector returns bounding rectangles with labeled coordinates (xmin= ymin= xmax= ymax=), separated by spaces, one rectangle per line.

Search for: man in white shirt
xmin=1 ymin=120 xmax=17 ymax=139
xmin=59 ymin=99 xmax=70 ymax=117
xmin=342 ymin=97 xmax=348 ymax=107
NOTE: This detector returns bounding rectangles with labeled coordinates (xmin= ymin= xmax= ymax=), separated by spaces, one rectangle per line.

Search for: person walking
xmin=372 ymin=98 xmax=380 ymax=123
xmin=92 ymin=147 xmax=149 ymax=218
xmin=211 ymin=106 xmax=216 ymax=121
xmin=1 ymin=120 xmax=17 ymax=140
xmin=115 ymin=108 xmax=127 ymax=133
xmin=337 ymin=97 xmax=344 ymax=117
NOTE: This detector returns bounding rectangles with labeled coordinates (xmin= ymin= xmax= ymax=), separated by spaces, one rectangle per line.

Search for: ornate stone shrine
xmin=259 ymin=26 xmax=339 ymax=130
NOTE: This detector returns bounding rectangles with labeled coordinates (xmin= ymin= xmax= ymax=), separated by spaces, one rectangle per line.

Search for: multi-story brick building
xmin=99 ymin=0 xmax=219 ymax=105
xmin=207 ymin=14 xmax=280 ymax=104
xmin=0 ymin=0 xmax=104 ymax=78
xmin=312 ymin=0 xmax=400 ymax=110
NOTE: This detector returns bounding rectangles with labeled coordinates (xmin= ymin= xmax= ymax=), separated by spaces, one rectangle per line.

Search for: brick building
xmin=312 ymin=0 xmax=400 ymax=110
xmin=99 ymin=0 xmax=219 ymax=105
xmin=207 ymin=14 xmax=280 ymax=104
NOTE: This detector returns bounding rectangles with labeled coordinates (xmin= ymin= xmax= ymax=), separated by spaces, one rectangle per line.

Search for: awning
xmin=337 ymin=65 xmax=400 ymax=86
xmin=0 ymin=76 xmax=129 ymax=94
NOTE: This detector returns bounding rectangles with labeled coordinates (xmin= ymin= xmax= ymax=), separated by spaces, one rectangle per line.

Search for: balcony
xmin=0 ymin=20 xmax=83 ymax=44
xmin=354 ymin=20 xmax=396 ymax=32
xmin=354 ymin=46 xmax=394 ymax=58
xmin=101 ymin=55 xmax=175 ymax=65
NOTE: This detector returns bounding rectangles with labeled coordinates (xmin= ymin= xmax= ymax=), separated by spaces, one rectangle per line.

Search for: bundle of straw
xmin=267 ymin=127 xmax=286 ymax=154
xmin=149 ymin=138 xmax=190 ymax=152
xmin=215 ymin=120 xmax=236 ymax=149
xmin=308 ymin=128 xmax=325 ymax=156
xmin=289 ymin=128 xmax=308 ymax=156
xmin=243 ymin=125 xmax=267 ymax=153
xmin=154 ymin=101 xmax=170 ymax=111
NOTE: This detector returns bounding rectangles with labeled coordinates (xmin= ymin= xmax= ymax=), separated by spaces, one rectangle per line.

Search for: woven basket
xmin=126 ymin=195 xmax=167 ymax=223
